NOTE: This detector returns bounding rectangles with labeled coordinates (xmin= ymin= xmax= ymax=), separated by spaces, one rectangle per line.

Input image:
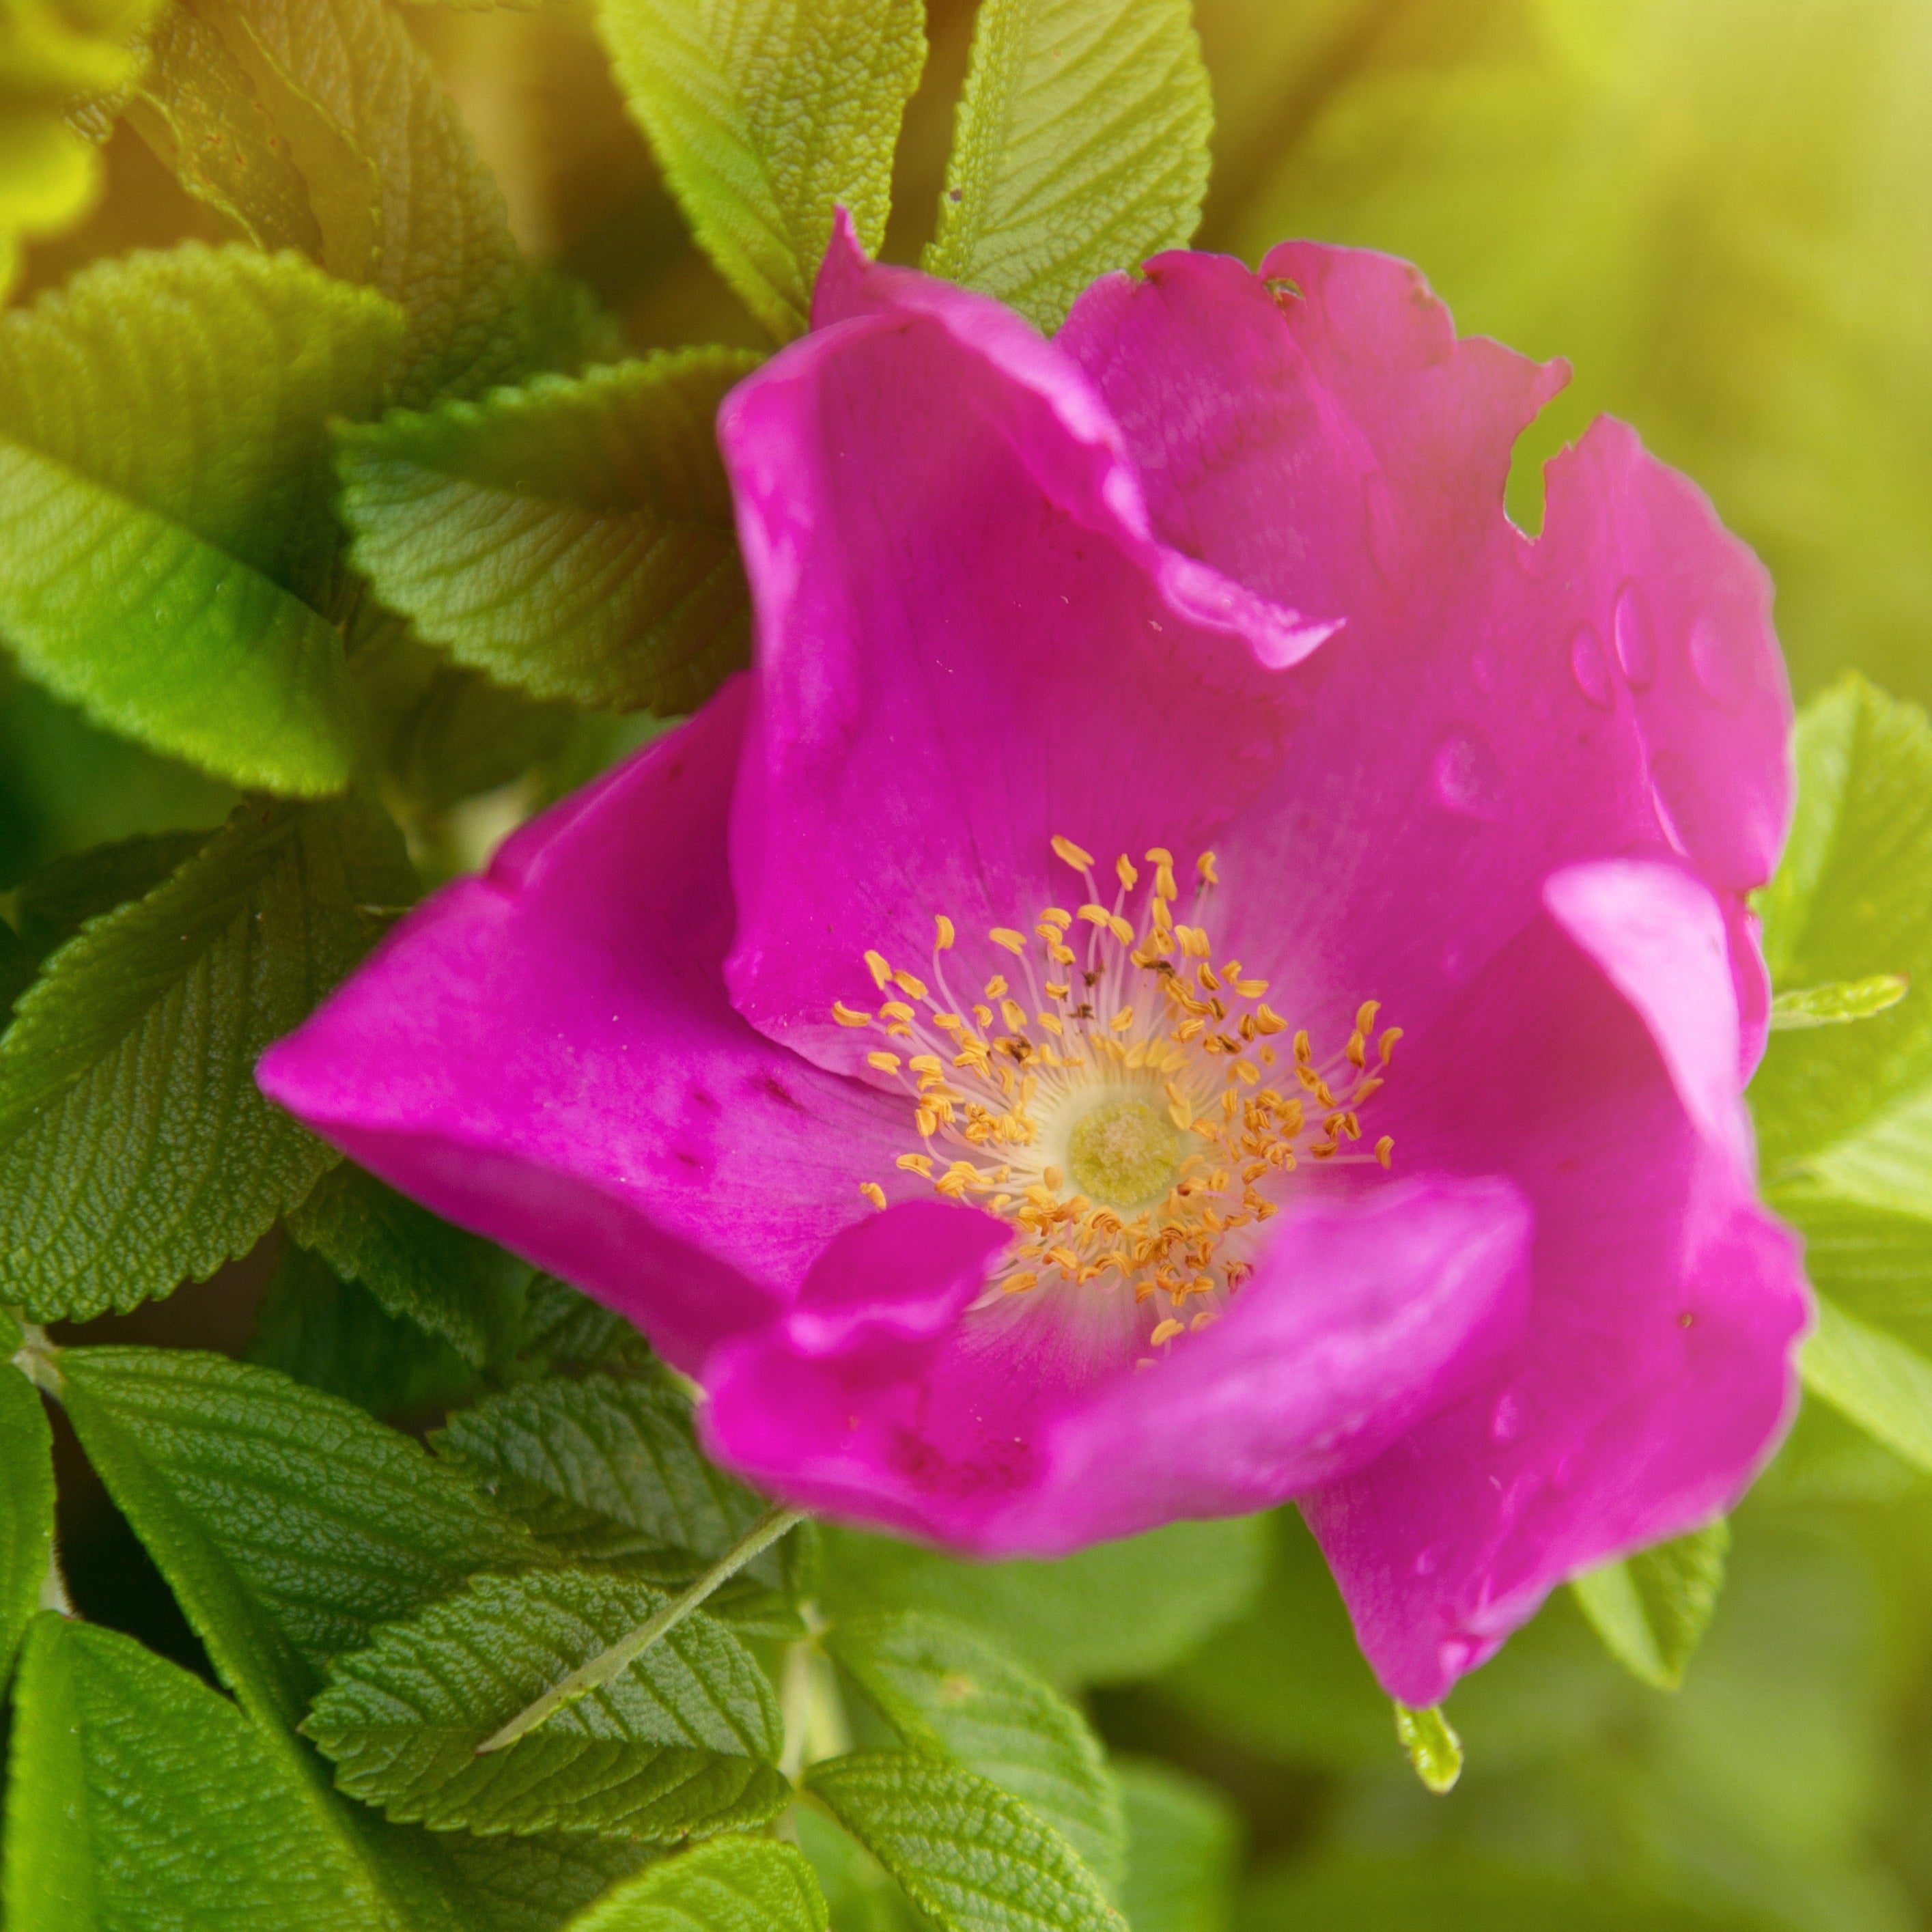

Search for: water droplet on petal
xmin=1612 ymin=581 xmax=1657 ymax=689
xmin=1649 ymin=747 xmax=1700 ymax=858
xmin=1432 ymin=733 xmax=1503 ymax=820
xmin=1568 ymin=624 xmax=1615 ymax=709
xmin=1438 ymin=1635 xmax=1483 ymax=1677
xmin=1686 ymin=611 xmax=1751 ymax=711
xmin=1489 ymin=1392 xmax=1523 ymax=1444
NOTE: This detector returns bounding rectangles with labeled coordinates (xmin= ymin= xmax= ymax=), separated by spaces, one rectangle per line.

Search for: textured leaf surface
xmin=248 ymin=1240 xmax=482 ymax=1418
xmin=807 ymin=1751 xmax=1125 ymax=1932
xmin=435 ymin=1374 xmax=771 ymax=1576
xmin=337 ymin=351 xmax=757 ymax=713
xmin=516 ymin=1276 xmax=658 ymax=1377
xmin=1114 ymin=1760 xmax=1238 ymax=1932
xmin=561 ymin=1835 xmax=827 ymax=1932
xmin=820 ymin=1517 xmax=1265 ymax=1688
xmin=59 ymin=1347 xmax=537 ymax=1725
xmin=288 ymin=1160 xmax=526 ymax=1369
xmin=597 ymin=0 xmax=925 ymax=339
xmin=0 ymin=796 xmax=414 ymax=1320
xmin=829 ymin=1612 xmax=1125 ymax=1892
xmin=135 ymin=0 xmax=535 ymax=402
xmin=55 ymin=1349 xmax=652 ymax=1929
xmin=11 ymin=831 xmax=212 ymax=960
xmin=0 ymin=247 xmax=402 ymax=790
xmin=1572 ymin=1521 xmax=1731 ymax=1693
xmin=0 ymin=1363 xmax=53 ymax=1691
xmin=925 ymin=0 xmax=1212 ymax=331
xmin=307 ymin=1570 xmax=787 ymax=1838
xmin=1752 ymin=680 xmax=1932 ymax=1466
xmin=2 ymin=1614 xmax=392 ymax=1931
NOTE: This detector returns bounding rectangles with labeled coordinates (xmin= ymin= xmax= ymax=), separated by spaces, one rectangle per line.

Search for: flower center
xmin=1065 ymin=1097 xmax=1181 ymax=1211
xmin=832 ymin=836 xmax=1401 ymax=1361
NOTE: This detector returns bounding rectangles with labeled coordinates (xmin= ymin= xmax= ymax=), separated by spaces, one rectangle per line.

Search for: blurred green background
xmin=10 ymin=3 xmax=1931 ymax=1928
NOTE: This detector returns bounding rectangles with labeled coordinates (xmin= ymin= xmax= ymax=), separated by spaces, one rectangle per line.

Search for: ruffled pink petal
xmin=257 ymin=680 xmax=909 ymax=1372
xmin=702 ymin=1176 xmax=1532 ymax=1555
xmin=1300 ymin=860 xmax=1808 ymax=1707
xmin=1059 ymin=247 xmax=1792 ymax=1074
xmin=720 ymin=219 xmax=1333 ymax=1082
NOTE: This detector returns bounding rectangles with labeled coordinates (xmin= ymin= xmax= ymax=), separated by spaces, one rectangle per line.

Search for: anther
xmin=865 ymin=950 xmax=893 ymax=990
xmin=1197 ymin=851 xmax=1218 ymax=886
xmin=991 ymin=928 xmax=1028 ymax=955
xmin=832 ymin=1001 xmax=872 ymax=1027
xmin=1379 ymin=1027 xmax=1404 ymax=1065
xmin=867 ymin=1052 xmax=902 ymax=1073
xmin=859 ymin=1181 xmax=887 ymax=1210
xmin=1052 ymin=835 xmax=1095 ymax=870
xmin=934 ymin=914 xmax=956 ymax=951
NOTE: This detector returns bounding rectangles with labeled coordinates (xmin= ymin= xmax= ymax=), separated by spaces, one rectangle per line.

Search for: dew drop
xmin=1686 ymin=611 xmax=1751 ymax=711
xmin=1649 ymin=746 xmax=1702 ymax=858
xmin=1431 ymin=732 xmax=1503 ymax=820
xmin=1612 ymin=581 xmax=1657 ymax=689
xmin=1438 ymin=1635 xmax=1483 ymax=1677
xmin=1568 ymin=624 xmax=1615 ymax=709
xmin=1489 ymin=1392 xmax=1523 ymax=1445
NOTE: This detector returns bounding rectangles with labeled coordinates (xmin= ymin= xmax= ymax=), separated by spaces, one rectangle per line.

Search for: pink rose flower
xmin=260 ymin=218 xmax=1810 ymax=1705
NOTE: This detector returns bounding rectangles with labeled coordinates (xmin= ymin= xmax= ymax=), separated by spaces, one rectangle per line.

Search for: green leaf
xmin=54 ymin=1347 xmax=652 ymax=1929
xmin=819 ymin=1516 xmax=1265 ymax=1689
xmin=288 ymin=1162 xmax=527 ymax=1371
xmin=792 ymin=1804 xmax=921 ymax=1932
xmin=516 ymin=1275 xmax=658 ymax=1377
xmin=0 ymin=795 xmax=415 ymax=1321
xmin=58 ymin=1346 xmax=537 ymax=1726
xmin=828 ymin=1612 xmax=1125 ymax=1893
xmin=807 ymin=1751 xmax=1126 ymax=1932
xmin=337 ymin=351 xmax=759 ymax=714
xmin=434 ymin=1374 xmax=773 ymax=1579
xmin=1571 ymin=1520 xmax=1731 ymax=1693
xmin=306 ymin=1569 xmax=788 ymax=1840
xmin=925 ymin=0 xmax=1212 ymax=332
xmin=1113 ymin=1760 xmax=1238 ymax=1932
xmin=133 ymin=0 xmax=537 ymax=402
xmin=1393 ymin=1704 xmax=1462 ymax=1795
xmin=10 ymin=830 xmax=211 ymax=959
xmin=560 ymin=1836 xmax=827 ymax=1932
xmin=0 ymin=246 xmax=404 ymax=792
xmin=1 ymin=1614 xmax=395 ymax=1931
xmin=1750 ymin=680 xmax=1932 ymax=1466
xmin=0 ymin=916 xmax=33 ymax=1018
xmin=596 ymin=0 xmax=925 ymax=341
xmin=1769 ymin=974 xmax=1911 ymax=1030
xmin=0 ymin=1362 xmax=53 ymax=1691
xmin=247 ymin=1240 xmax=483 ymax=1418
xmin=0 ymin=0 xmax=160 ymax=296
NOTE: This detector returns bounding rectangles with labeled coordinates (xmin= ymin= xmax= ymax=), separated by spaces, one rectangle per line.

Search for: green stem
xmin=476 ymin=1504 xmax=807 ymax=1755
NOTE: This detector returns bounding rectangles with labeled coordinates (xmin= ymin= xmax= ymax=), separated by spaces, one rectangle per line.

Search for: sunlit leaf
xmin=926 ymin=0 xmax=1212 ymax=331
xmin=1571 ymin=1520 xmax=1731 ymax=1692
xmin=596 ymin=0 xmax=925 ymax=339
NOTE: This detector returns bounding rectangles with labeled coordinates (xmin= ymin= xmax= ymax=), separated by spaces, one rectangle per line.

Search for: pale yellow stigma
xmin=839 ymin=834 xmax=1401 ymax=1353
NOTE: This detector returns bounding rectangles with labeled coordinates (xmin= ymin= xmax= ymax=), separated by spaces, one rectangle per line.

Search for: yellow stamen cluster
xmin=832 ymin=837 xmax=1400 ymax=1361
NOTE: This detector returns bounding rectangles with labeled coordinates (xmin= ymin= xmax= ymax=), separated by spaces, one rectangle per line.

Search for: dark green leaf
xmin=1 ymin=1614 xmax=394 ymax=1931
xmin=828 ymin=1612 xmax=1125 ymax=1892
xmin=1571 ymin=1520 xmax=1731 ymax=1693
xmin=925 ymin=0 xmax=1212 ymax=332
xmin=10 ymin=830 xmax=211 ymax=959
xmin=1113 ymin=1760 xmax=1237 ymax=1932
xmin=247 ymin=1240 xmax=483 ymax=1418
xmin=337 ymin=351 xmax=759 ymax=714
xmin=54 ymin=1351 xmax=649 ymax=1929
xmin=807 ymin=1751 xmax=1125 ymax=1932
xmin=820 ymin=1516 xmax=1265 ymax=1689
xmin=516 ymin=1275 xmax=658 ymax=1377
xmin=58 ymin=1345 xmax=537 ymax=1726
xmin=0 ymin=1362 xmax=53 ymax=1690
xmin=0 ymin=247 xmax=402 ymax=791
xmin=559 ymin=1834 xmax=826 ymax=1932
xmin=288 ymin=1162 xmax=527 ymax=1371
xmin=434 ymin=1374 xmax=772 ymax=1579
xmin=0 ymin=794 xmax=415 ymax=1321
xmin=0 ymin=916 xmax=30 ymax=1022
xmin=306 ymin=1570 xmax=787 ymax=1839
xmin=135 ymin=0 xmax=538 ymax=402
xmin=596 ymin=0 xmax=925 ymax=340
